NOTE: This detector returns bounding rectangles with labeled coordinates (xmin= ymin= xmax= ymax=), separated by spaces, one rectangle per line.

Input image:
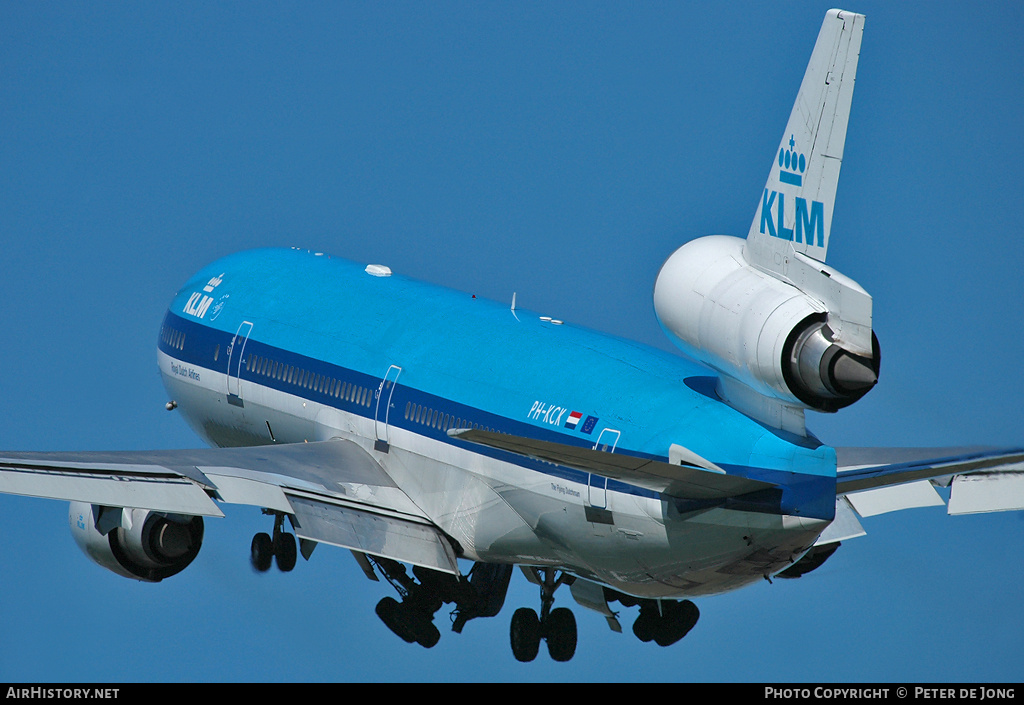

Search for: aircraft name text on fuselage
xmin=551 ymin=482 xmax=581 ymax=498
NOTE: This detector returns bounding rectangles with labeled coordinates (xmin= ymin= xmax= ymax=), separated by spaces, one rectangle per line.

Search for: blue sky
xmin=1 ymin=1 xmax=1023 ymax=683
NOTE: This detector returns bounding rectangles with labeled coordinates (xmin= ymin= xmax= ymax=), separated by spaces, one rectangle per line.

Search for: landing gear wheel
xmin=510 ymin=607 xmax=541 ymax=662
xmin=632 ymin=599 xmax=700 ymax=647
xmin=376 ymin=596 xmax=442 ymax=648
xmin=376 ymin=597 xmax=415 ymax=643
xmin=632 ymin=610 xmax=656 ymax=643
xmin=274 ymin=531 xmax=297 ymax=572
xmin=415 ymin=620 xmax=441 ymax=649
xmin=545 ymin=607 xmax=577 ymax=662
xmin=250 ymin=532 xmax=273 ymax=572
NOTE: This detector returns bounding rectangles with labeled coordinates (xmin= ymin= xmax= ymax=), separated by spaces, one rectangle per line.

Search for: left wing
xmin=0 ymin=440 xmax=459 ymax=574
xmin=448 ymin=427 xmax=776 ymax=500
xmin=818 ymin=446 xmax=1024 ymax=544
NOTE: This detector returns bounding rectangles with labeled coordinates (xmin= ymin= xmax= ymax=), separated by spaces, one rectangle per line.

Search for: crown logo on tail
xmin=778 ymin=135 xmax=805 ymax=187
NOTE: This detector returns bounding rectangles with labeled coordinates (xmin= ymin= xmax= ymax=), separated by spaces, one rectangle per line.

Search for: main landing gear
xmin=250 ymin=510 xmax=298 ymax=572
xmin=510 ymin=568 xmax=578 ymax=662
xmin=372 ymin=558 xmax=513 ymax=649
xmin=606 ymin=589 xmax=701 ymax=647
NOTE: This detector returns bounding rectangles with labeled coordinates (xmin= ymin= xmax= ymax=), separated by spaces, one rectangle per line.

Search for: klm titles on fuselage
xmin=183 ymin=291 xmax=213 ymax=319
xmin=182 ymin=273 xmax=225 ymax=320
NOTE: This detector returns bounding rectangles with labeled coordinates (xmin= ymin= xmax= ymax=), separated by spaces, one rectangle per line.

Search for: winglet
xmin=745 ymin=9 xmax=865 ymax=269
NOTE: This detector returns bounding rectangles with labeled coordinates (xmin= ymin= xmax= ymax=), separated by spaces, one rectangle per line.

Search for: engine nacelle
xmin=653 ymin=235 xmax=879 ymax=413
xmin=69 ymin=501 xmax=204 ymax=582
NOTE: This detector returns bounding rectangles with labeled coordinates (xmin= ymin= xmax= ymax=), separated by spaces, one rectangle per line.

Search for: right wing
xmin=0 ymin=439 xmax=459 ymax=574
xmin=817 ymin=446 xmax=1024 ymax=544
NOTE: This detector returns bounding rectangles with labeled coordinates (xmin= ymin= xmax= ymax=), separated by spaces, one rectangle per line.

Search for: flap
xmin=286 ymin=493 xmax=459 ymax=575
xmin=814 ymin=497 xmax=865 ymax=545
xmin=0 ymin=440 xmax=429 ymax=523
xmin=948 ymin=472 xmax=1024 ymax=515
xmin=844 ymin=481 xmax=945 ymax=518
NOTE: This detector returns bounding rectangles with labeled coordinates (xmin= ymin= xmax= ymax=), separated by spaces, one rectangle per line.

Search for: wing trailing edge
xmin=448 ymin=428 xmax=775 ymax=500
xmin=816 ymin=446 xmax=1024 ymax=546
xmin=0 ymin=440 xmax=460 ymax=575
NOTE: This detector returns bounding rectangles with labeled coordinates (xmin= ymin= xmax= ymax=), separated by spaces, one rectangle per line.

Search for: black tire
xmin=375 ymin=597 xmax=416 ymax=643
xmin=632 ymin=610 xmax=656 ymax=643
xmin=545 ymin=607 xmax=577 ymax=662
xmin=415 ymin=621 xmax=441 ymax=649
xmin=376 ymin=596 xmax=440 ymax=648
xmin=510 ymin=607 xmax=541 ymax=662
xmin=250 ymin=532 xmax=273 ymax=572
xmin=274 ymin=531 xmax=297 ymax=572
xmin=651 ymin=600 xmax=700 ymax=647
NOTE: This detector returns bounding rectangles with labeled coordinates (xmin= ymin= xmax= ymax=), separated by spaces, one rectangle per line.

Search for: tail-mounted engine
xmin=69 ymin=501 xmax=204 ymax=582
xmin=653 ymin=235 xmax=879 ymax=420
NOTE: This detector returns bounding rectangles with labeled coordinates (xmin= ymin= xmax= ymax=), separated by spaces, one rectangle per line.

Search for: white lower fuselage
xmin=159 ymin=348 xmax=827 ymax=600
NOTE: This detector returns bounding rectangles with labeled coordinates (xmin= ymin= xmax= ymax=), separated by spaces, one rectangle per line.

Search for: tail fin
xmin=744 ymin=9 xmax=865 ymax=270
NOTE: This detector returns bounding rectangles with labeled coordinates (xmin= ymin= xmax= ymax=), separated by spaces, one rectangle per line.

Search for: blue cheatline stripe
xmin=159 ymin=310 xmax=836 ymax=520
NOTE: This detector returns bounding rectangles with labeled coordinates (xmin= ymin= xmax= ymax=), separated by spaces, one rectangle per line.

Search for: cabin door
xmin=226 ymin=320 xmax=254 ymax=407
xmin=588 ymin=428 xmax=621 ymax=509
xmin=374 ymin=364 xmax=403 ymax=452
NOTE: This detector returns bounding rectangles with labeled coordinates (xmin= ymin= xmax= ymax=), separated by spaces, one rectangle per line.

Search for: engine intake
xmin=69 ymin=501 xmax=204 ymax=582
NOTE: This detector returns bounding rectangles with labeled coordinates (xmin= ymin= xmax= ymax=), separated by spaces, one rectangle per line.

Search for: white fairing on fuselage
xmin=158 ymin=347 xmax=827 ymax=599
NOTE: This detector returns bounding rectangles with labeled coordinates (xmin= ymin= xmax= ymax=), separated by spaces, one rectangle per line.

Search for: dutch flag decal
xmin=565 ymin=411 xmax=583 ymax=430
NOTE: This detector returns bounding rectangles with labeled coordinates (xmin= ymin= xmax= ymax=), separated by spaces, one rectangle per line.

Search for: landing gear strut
xmin=510 ymin=568 xmax=578 ymax=662
xmin=371 ymin=558 xmax=513 ymax=649
xmin=250 ymin=511 xmax=297 ymax=573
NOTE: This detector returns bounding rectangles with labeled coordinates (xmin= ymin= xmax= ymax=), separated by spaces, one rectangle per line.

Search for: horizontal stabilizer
xmin=448 ymin=428 xmax=775 ymax=500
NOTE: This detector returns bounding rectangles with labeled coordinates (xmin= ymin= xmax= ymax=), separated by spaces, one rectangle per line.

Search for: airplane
xmin=1 ymin=8 xmax=1022 ymax=666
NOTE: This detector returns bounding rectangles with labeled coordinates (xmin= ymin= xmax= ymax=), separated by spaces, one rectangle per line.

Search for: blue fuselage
xmin=158 ymin=247 xmax=837 ymax=597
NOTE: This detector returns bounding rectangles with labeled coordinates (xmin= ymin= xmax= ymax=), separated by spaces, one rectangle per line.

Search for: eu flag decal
xmin=580 ymin=416 xmax=598 ymax=434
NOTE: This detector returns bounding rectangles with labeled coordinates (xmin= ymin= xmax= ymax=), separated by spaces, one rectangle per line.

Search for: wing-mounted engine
xmin=69 ymin=501 xmax=204 ymax=582
xmin=653 ymin=235 xmax=879 ymax=432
